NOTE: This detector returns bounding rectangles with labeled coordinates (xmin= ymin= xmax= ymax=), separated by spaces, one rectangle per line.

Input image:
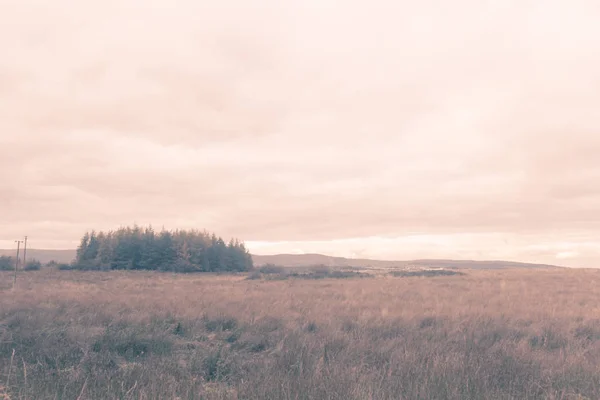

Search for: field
xmin=2 ymin=268 xmax=600 ymax=399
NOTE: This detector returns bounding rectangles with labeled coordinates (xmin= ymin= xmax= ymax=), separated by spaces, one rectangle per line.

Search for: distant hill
xmin=0 ymin=249 xmax=563 ymax=270
xmin=251 ymin=253 xmax=563 ymax=270
xmin=0 ymin=249 xmax=75 ymax=264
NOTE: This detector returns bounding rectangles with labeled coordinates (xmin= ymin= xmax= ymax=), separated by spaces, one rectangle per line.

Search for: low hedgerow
xmin=390 ymin=269 xmax=465 ymax=278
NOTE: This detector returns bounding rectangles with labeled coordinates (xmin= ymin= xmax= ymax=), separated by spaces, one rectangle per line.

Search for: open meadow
xmin=2 ymin=267 xmax=600 ymax=399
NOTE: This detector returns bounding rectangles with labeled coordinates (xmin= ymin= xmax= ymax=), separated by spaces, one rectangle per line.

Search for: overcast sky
xmin=1 ymin=0 xmax=600 ymax=267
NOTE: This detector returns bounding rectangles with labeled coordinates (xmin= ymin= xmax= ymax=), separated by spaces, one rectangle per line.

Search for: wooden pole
xmin=23 ymin=236 xmax=28 ymax=267
xmin=14 ymin=240 xmax=22 ymax=289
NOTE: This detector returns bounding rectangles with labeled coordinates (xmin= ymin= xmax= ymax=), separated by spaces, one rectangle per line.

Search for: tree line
xmin=75 ymin=226 xmax=254 ymax=272
xmin=0 ymin=255 xmax=42 ymax=271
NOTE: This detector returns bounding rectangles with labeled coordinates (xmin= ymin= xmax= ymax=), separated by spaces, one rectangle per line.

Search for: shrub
xmin=202 ymin=347 xmax=237 ymax=382
xmin=390 ymin=269 xmax=465 ymax=277
xmin=91 ymin=326 xmax=173 ymax=361
xmin=24 ymin=259 xmax=42 ymax=271
xmin=258 ymin=264 xmax=286 ymax=274
xmin=246 ymin=271 xmax=263 ymax=280
xmin=286 ymin=268 xmax=373 ymax=280
xmin=203 ymin=315 xmax=238 ymax=332
xmin=57 ymin=263 xmax=77 ymax=270
xmin=0 ymin=255 xmax=14 ymax=271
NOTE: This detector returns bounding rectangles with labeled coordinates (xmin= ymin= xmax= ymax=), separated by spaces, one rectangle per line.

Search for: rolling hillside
xmin=251 ymin=253 xmax=562 ymax=269
xmin=0 ymin=249 xmax=563 ymax=269
xmin=0 ymin=249 xmax=75 ymax=264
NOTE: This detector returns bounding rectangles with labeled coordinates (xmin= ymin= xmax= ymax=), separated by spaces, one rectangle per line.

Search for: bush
xmin=390 ymin=269 xmax=465 ymax=278
xmin=57 ymin=263 xmax=77 ymax=271
xmin=287 ymin=266 xmax=372 ymax=280
xmin=91 ymin=327 xmax=173 ymax=361
xmin=204 ymin=315 xmax=238 ymax=332
xmin=24 ymin=259 xmax=42 ymax=271
xmin=252 ymin=265 xmax=373 ymax=280
xmin=202 ymin=347 xmax=237 ymax=382
xmin=0 ymin=255 xmax=14 ymax=271
xmin=171 ymin=259 xmax=201 ymax=273
xmin=258 ymin=264 xmax=286 ymax=274
xmin=246 ymin=271 xmax=263 ymax=280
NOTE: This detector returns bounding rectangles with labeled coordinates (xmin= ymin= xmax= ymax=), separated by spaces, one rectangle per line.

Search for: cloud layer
xmin=1 ymin=0 xmax=600 ymax=267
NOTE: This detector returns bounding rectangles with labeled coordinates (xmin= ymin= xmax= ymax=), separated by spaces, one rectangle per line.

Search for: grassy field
xmin=2 ymin=268 xmax=600 ymax=399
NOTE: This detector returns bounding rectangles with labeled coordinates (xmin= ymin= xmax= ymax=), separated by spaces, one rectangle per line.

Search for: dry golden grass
xmin=2 ymin=268 xmax=600 ymax=399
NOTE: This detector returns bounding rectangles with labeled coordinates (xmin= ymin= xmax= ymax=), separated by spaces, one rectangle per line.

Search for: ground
xmin=1 ymin=267 xmax=600 ymax=399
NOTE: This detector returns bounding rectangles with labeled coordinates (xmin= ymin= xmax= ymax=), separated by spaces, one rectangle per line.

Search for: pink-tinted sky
xmin=1 ymin=0 xmax=600 ymax=267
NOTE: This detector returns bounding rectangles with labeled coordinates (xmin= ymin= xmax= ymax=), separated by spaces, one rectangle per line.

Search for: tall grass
xmin=2 ymin=268 xmax=600 ymax=399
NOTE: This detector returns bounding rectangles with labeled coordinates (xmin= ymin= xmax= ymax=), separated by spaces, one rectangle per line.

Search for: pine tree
xmin=76 ymin=232 xmax=90 ymax=263
xmin=73 ymin=226 xmax=253 ymax=272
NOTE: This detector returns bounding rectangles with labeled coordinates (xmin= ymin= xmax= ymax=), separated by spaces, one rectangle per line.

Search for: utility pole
xmin=14 ymin=240 xmax=23 ymax=289
xmin=23 ymin=236 xmax=28 ymax=266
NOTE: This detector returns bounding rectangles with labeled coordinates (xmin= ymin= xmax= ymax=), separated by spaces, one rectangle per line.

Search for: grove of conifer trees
xmin=74 ymin=226 xmax=253 ymax=272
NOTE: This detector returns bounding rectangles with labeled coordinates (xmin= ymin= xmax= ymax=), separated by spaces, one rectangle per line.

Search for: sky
xmin=1 ymin=0 xmax=600 ymax=267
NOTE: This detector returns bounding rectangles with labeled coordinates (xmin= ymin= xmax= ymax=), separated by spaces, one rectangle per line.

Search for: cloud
xmin=1 ymin=0 xmax=600 ymax=267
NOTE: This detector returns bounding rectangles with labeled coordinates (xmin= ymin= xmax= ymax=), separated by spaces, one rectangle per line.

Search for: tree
xmin=85 ymin=231 xmax=100 ymax=261
xmin=156 ymin=230 xmax=177 ymax=271
xmin=76 ymin=232 xmax=90 ymax=262
xmin=97 ymin=232 xmax=114 ymax=270
xmin=72 ymin=226 xmax=253 ymax=273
